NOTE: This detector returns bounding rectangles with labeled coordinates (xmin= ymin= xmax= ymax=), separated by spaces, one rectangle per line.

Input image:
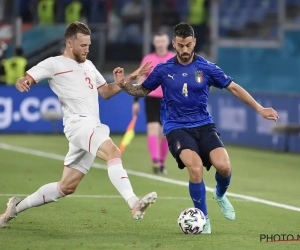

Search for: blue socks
xmin=189 ymin=181 xmax=208 ymax=219
xmin=188 ymin=171 xmax=231 ymax=218
xmin=215 ymin=171 xmax=231 ymax=197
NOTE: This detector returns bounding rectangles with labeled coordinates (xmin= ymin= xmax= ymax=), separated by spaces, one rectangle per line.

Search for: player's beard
xmin=177 ymin=49 xmax=194 ymax=63
xmin=73 ymin=50 xmax=87 ymax=63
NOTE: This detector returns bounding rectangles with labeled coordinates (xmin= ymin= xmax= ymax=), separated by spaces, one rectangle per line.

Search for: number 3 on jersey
xmin=182 ymin=83 xmax=188 ymax=97
xmin=85 ymin=77 xmax=93 ymax=89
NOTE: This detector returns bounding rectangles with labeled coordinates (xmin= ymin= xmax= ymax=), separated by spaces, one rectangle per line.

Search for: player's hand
xmin=132 ymin=102 xmax=140 ymax=116
xmin=259 ymin=107 xmax=279 ymax=121
xmin=16 ymin=77 xmax=31 ymax=92
xmin=113 ymin=67 xmax=125 ymax=86
xmin=129 ymin=61 xmax=153 ymax=81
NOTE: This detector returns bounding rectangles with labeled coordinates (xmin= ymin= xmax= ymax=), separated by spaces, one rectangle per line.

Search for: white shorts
xmin=63 ymin=114 xmax=110 ymax=174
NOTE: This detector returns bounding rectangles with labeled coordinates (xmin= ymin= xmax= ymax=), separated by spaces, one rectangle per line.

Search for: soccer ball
xmin=177 ymin=208 xmax=206 ymax=234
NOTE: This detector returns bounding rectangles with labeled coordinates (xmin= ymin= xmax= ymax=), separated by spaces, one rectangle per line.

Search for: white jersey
xmin=26 ymin=56 xmax=106 ymax=123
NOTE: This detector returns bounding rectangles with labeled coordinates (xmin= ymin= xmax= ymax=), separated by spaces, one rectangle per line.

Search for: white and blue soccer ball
xmin=177 ymin=207 xmax=206 ymax=234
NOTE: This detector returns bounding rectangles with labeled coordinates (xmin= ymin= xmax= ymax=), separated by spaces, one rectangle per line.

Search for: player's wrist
xmin=128 ymin=73 xmax=137 ymax=82
xmin=122 ymin=77 xmax=131 ymax=87
xmin=121 ymin=81 xmax=127 ymax=89
xmin=256 ymin=105 xmax=264 ymax=114
xmin=117 ymin=80 xmax=126 ymax=89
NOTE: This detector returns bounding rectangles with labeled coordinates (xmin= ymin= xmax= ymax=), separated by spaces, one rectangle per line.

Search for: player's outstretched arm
xmin=99 ymin=63 xmax=152 ymax=99
xmin=98 ymin=82 xmax=122 ymax=100
xmin=226 ymin=81 xmax=279 ymax=121
xmin=121 ymin=82 xmax=151 ymax=97
xmin=116 ymin=61 xmax=154 ymax=97
xmin=16 ymin=75 xmax=34 ymax=92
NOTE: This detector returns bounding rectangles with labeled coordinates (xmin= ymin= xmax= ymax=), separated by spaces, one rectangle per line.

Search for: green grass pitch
xmin=0 ymin=134 xmax=299 ymax=250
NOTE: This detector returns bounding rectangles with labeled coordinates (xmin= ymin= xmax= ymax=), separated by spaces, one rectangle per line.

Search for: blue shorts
xmin=166 ymin=123 xmax=224 ymax=171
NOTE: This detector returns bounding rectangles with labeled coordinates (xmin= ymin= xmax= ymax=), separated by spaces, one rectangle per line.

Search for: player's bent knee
xmin=111 ymin=145 xmax=122 ymax=159
xmin=105 ymin=144 xmax=122 ymax=160
xmin=97 ymin=139 xmax=122 ymax=161
xmin=215 ymin=160 xmax=231 ymax=177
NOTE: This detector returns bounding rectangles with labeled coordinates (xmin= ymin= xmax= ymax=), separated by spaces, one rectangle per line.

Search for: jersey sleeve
xmin=208 ymin=64 xmax=233 ymax=89
xmin=26 ymin=58 xmax=54 ymax=83
xmin=95 ymin=69 xmax=107 ymax=89
xmin=142 ymin=65 xmax=162 ymax=91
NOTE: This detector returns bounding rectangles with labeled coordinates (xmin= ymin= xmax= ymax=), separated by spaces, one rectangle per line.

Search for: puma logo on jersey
xmin=168 ymin=74 xmax=175 ymax=80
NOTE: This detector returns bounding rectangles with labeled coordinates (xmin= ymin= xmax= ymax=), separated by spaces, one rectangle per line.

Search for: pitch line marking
xmin=0 ymin=143 xmax=299 ymax=212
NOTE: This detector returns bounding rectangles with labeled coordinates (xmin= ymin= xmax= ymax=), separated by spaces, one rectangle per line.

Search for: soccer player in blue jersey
xmin=118 ymin=22 xmax=279 ymax=234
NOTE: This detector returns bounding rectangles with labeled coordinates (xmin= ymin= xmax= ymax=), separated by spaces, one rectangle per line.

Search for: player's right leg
xmin=64 ymin=115 xmax=157 ymax=220
xmin=166 ymin=128 xmax=210 ymax=233
xmin=95 ymin=138 xmax=157 ymax=219
xmin=0 ymin=163 xmax=85 ymax=228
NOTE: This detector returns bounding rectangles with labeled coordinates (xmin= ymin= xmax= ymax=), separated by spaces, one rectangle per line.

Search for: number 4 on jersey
xmin=182 ymin=83 xmax=188 ymax=97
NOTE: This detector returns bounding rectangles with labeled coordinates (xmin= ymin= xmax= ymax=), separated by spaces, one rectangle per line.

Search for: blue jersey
xmin=142 ymin=54 xmax=233 ymax=135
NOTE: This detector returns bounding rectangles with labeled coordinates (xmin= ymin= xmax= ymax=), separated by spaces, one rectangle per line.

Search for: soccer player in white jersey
xmin=0 ymin=22 xmax=157 ymax=227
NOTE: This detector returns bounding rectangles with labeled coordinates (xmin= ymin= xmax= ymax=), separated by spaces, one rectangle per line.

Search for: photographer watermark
xmin=260 ymin=234 xmax=300 ymax=242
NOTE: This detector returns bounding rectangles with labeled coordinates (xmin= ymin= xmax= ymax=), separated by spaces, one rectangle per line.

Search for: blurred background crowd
xmin=0 ymin=0 xmax=211 ymax=83
xmin=1 ymin=0 xmax=300 ymax=91
xmin=1 ymin=0 xmax=300 ymax=88
xmin=1 ymin=0 xmax=300 ymax=152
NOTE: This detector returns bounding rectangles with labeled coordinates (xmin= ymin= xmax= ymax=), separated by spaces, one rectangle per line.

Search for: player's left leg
xmin=0 ymin=148 xmax=88 ymax=227
xmin=14 ymin=167 xmax=84 ymax=214
xmin=210 ymin=147 xmax=235 ymax=220
xmin=202 ymin=125 xmax=235 ymax=221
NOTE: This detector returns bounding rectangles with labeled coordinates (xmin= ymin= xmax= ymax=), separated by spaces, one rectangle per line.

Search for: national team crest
xmin=195 ymin=71 xmax=203 ymax=83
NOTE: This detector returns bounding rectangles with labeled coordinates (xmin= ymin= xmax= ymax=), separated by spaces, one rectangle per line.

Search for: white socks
xmin=107 ymin=158 xmax=139 ymax=209
xmin=16 ymin=182 xmax=65 ymax=214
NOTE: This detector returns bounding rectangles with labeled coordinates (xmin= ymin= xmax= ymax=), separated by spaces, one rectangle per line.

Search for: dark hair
xmin=64 ymin=21 xmax=91 ymax=39
xmin=15 ymin=47 xmax=23 ymax=56
xmin=173 ymin=22 xmax=194 ymax=39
